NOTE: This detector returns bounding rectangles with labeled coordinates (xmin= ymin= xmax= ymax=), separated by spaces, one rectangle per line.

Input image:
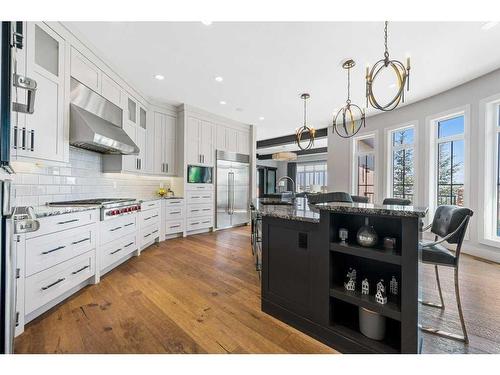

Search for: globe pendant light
xmin=295 ymin=93 xmax=316 ymax=150
xmin=333 ymin=59 xmax=366 ymax=138
xmin=366 ymin=21 xmax=411 ymax=111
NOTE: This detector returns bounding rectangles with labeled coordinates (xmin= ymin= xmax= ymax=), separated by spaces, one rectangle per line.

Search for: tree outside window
xmin=391 ymin=127 xmax=415 ymax=202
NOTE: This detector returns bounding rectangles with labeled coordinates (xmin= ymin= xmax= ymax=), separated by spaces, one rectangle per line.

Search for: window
xmin=354 ymin=136 xmax=376 ymax=202
xmin=389 ymin=126 xmax=415 ymax=202
xmin=296 ymin=161 xmax=328 ymax=192
xmin=435 ymin=115 xmax=465 ymax=206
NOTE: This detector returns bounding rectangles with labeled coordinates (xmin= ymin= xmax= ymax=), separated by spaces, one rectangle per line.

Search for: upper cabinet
xmin=101 ymin=73 xmax=122 ymax=107
xmin=12 ymin=22 xmax=67 ymax=163
xmin=70 ymin=47 xmax=100 ymax=92
xmin=215 ymin=125 xmax=251 ymax=155
xmin=152 ymin=111 xmax=177 ymax=176
xmin=186 ymin=116 xmax=215 ymax=166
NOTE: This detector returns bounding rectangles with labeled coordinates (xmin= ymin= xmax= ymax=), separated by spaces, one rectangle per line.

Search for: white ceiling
xmin=64 ymin=22 xmax=500 ymax=140
xmin=257 ymin=137 xmax=328 ymax=155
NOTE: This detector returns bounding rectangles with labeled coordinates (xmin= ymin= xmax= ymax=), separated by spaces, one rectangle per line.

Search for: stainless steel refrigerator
xmin=216 ymin=150 xmax=250 ymax=229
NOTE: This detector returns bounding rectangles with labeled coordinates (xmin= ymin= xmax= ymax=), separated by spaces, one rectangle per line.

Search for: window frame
xmin=385 ymin=122 xmax=418 ymax=204
xmin=295 ymin=160 xmax=328 ymax=193
xmin=351 ymin=131 xmax=378 ymax=203
xmin=426 ymin=106 xmax=470 ymax=218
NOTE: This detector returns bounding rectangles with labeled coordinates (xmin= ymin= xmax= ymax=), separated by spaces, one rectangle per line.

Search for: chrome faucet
xmin=276 ymin=176 xmax=296 ymax=199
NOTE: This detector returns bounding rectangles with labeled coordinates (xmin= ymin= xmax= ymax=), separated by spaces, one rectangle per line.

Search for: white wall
xmin=12 ymin=147 xmax=182 ymax=207
xmin=328 ymin=67 xmax=500 ymax=262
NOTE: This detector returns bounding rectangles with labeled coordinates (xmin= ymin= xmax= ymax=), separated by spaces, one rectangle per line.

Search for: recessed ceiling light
xmin=259 ymin=116 xmax=265 ymax=121
xmin=482 ymin=22 xmax=499 ymax=30
xmin=219 ymin=101 xmax=226 ymax=105
xmin=214 ymin=76 xmax=223 ymax=82
xmin=154 ymin=74 xmax=165 ymax=80
xmin=201 ymin=21 xmax=212 ymax=26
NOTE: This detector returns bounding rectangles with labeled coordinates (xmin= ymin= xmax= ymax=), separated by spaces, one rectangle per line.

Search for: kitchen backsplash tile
xmin=12 ymin=146 xmax=182 ymax=207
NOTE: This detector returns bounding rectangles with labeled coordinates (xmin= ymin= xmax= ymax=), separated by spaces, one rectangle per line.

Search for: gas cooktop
xmin=47 ymin=198 xmax=136 ymax=207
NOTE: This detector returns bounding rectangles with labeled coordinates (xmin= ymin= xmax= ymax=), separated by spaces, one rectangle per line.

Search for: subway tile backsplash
xmin=12 ymin=147 xmax=181 ymax=207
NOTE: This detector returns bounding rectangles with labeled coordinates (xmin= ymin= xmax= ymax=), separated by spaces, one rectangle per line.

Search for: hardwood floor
xmin=15 ymin=226 xmax=500 ymax=354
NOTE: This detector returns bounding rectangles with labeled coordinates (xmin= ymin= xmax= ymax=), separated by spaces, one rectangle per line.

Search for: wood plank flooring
xmin=15 ymin=226 xmax=500 ymax=354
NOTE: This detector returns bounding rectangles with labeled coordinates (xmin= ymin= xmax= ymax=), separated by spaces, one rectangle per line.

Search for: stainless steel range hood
xmin=69 ymin=78 xmax=139 ymax=155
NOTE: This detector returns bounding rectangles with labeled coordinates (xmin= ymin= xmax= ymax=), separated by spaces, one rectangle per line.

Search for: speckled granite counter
xmin=27 ymin=205 xmax=100 ymax=219
xmin=314 ymin=201 xmax=428 ymax=218
xmin=253 ymin=197 xmax=320 ymax=223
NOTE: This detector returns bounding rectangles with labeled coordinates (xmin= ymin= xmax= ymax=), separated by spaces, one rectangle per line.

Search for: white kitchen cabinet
xmin=101 ymin=73 xmax=122 ymax=107
xmin=153 ymin=111 xmax=177 ymax=175
xmin=226 ymin=127 xmax=239 ymax=153
xmin=237 ymin=130 xmax=250 ymax=155
xmin=121 ymin=122 xmax=138 ymax=173
xmin=70 ymin=46 xmax=100 ymax=92
xmin=13 ymin=22 xmax=67 ymax=163
xmin=185 ymin=116 xmax=215 ymax=166
xmin=135 ymin=127 xmax=146 ymax=172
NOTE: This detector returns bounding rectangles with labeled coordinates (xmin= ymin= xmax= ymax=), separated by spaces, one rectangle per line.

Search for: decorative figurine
xmin=357 ymin=217 xmax=379 ymax=247
xmin=344 ymin=268 xmax=357 ymax=291
xmin=390 ymin=276 xmax=398 ymax=296
xmin=383 ymin=237 xmax=397 ymax=250
xmin=375 ymin=279 xmax=387 ymax=304
xmin=361 ymin=278 xmax=370 ymax=295
xmin=339 ymin=228 xmax=349 ymax=245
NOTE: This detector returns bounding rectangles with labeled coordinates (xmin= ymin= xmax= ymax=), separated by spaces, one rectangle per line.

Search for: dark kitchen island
xmin=255 ymin=197 xmax=427 ymax=354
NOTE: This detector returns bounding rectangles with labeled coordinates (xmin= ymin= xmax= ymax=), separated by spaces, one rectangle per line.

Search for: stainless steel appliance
xmin=69 ymin=78 xmax=139 ymax=155
xmin=216 ymin=150 xmax=250 ymax=229
xmin=48 ymin=198 xmax=140 ymax=221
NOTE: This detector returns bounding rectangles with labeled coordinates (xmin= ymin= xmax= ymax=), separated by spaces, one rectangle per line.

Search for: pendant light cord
xmin=303 ymin=96 xmax=307 ymax=127
xmin=384 ymin=21 xmax=389 ymax=60
xmin=346 ymin=66 xmax=351 ymax=104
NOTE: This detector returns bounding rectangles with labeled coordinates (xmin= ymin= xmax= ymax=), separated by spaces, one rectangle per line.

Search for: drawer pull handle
xmin=170 ymin=224 xmax=181 ymax=228
xmin=72 ymin=237 xmax=90 ymax=245
xmin=144 ymin=233 xmax=151 ymax=238
xmin=144 ymin=217 xmax=152 ymax=221
xmin=152 ymin=214 xmax=159 ymax=218
xmin=202 ymin=196 xmax=210 ymax=198
xmin=42 ymin=245 xmax=65 ymax=255
xmin=124 ymin=223 xmax=134 ymax=227
xmin=170 ymin=211 xmax=181 ymax=214
xmin=152 ymin=230 xmax=158 ymax=234
xmin=191 ymin=209 xmax=200 ymax=212
xmin=72 ymin=265 xmax=89 ymax=275
xmin=124 ymin=242 xmax=134 ymax=248
xmin=41 ymin=278 xmax=65 ymax=290
xmin=148 ymin=203 xmax=155 ymax=207
xmin=110 ymin=248 xmax=122 ymax=255
xmin=57 ymin=219 xmax=79 ymax=225
xmin=202 ymin=221 xmax=210 ymax=224
xmin=202 ymin=208 xmax=210 ymax=211
xmin=191 ymin=222 xmax=200 ymax=225
xmin=110 ymin=226 xmax=122 ymax=232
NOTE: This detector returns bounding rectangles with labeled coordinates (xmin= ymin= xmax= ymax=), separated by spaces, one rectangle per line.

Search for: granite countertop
xmin=138 ymin=196 xmax=184 ymax=202
xmin=26 ymin=205 xmax=101 ymax=219
xmin=253 ymin=197 xmax=320 ymax=223
xmin=314 ymin=201 xmax=428 ymax=218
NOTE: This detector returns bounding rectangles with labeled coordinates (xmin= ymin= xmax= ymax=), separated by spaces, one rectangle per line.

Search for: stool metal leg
xmin=419 ymin=265 xmax=445 ymax=308
xmin=419 ymin=265 xmax=468 ymax=343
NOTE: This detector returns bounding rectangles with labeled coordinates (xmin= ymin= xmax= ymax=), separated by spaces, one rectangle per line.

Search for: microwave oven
xmin=187 ymin=165 xmax=213 ymax=184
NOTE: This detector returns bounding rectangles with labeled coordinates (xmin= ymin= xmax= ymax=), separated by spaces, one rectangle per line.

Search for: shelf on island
xmin=329 ymin=285 xmax=401 ymax=321
xmin=330 ymin=323 xmax=399 ymax=354
xmin=329 ymin=242 xmax=401 ymax=265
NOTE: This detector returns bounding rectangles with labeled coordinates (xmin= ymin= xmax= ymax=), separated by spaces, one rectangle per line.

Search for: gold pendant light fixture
xmin=366 ymin=21 xmax=411 ymax=111
xmin=333 ymin=59 xmax=366 ymax=138
xmin=295 ymin=93 xmax=316 ymax=150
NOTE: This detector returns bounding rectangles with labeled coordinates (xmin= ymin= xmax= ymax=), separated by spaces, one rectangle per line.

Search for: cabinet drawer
xmin=140 ymin=223 xmax=160 ymax=249
xmin=139 ymin=208 xmax=160 ymax=226
xmin=187 ymin=191 xmax=213 ymax=204
xmin=186 ymin=216 xmax=213 ymax=231
xmin=29 ymin=210 xmax=99 ymax=238
xmin=100 ymin=233 xmax=137 ymax=271
xmin=186 ymin=184 xmax=213 ymax=192
xmin=165 ymin=219 xmax=185 ymax=235
xmin=100 ymin=214 xmax=137 ymax=245
xmin=25 ymin=251 xmax=95 ymax=314
xmin=164 ymin=199 xmax=184 ymax=207
xmin=141 ymin=200 xmax=161 ymax=211
xmin=187 ymin=203 xmax=213 ymax=218
xmin=165 ymin=206 xmax=184 ymax=219
xmin=26 ymin=224 xmax=96 ymax=277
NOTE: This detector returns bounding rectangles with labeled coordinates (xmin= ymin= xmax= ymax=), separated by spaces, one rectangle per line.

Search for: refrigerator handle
xmin=228 ymin=172 xmax=235 ymax=215
xmin=227 ymin=172 xmax=231 ymax=214
xmin=231 ymin=172 xmax=235 ymax=214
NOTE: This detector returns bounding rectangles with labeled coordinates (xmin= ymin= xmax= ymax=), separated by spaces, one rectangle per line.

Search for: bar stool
xmin=307 ymin=192 xmax=353 ymax=204
xmin=419 ymin=205 xmax=473 ymax=343
xmin=352 ymin=195 xmax=369 ymax=203
xmin=383 ymin=197 xmax=411 ymax=206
